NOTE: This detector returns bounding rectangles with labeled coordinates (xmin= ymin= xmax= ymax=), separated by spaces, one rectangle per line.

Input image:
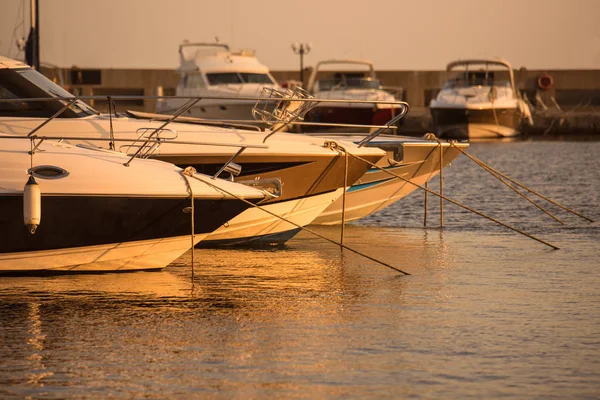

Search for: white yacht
xmin=304 ymin=59 xmax=405 ymax=130
xmin=429 ymin=58 xmax=533 ymax=139
xmin=0 ymin=57 xmax=385 ymax=247
xmin=156 ymin=42 xmax=280 ymax=123
xmin=0 ymin=136 xmax=265 ymax=274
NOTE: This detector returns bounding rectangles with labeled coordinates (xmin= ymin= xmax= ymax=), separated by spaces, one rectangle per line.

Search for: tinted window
xmin=239 ymin=73 xmax=274 ymax=84
xmin=206 ymin=73 xmax=243 ymax=85
xmin=206 ymin=72 xmax=274 ymax=85
xmin=0 ymin=68 xmax=97 ymax=118
xmin=0 ymin=84 xmax=48 ymax=117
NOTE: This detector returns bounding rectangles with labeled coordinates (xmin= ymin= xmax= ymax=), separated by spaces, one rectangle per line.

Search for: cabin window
xmin=0 ymin=84 xmax=48 ymax=117
xmin=0 ymin=68 xmax=97 ymax=118
xmin=206 ymin=72 xmax=274 ymax=85
xmin=317 ymin=74 xmax=380 ymax=91
xmin=206 ymin=73 xmax=243 ymax=85
xmin=239 ymin=73 xmax=274 ymax=84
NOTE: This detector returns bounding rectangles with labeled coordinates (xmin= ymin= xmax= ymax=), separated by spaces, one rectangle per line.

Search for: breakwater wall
xmin=40 ymin=66 xmax=600 ymax=135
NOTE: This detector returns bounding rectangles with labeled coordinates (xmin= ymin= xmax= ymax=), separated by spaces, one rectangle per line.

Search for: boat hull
xmin=0 ymin=195 xmax=251 ymax=273
xmin=312 ymin=143 xmax=466 ymax=225
xmin=0 ymin=235 xmax=206 ymax=274
xmin=200 ymin=188 xmax=344 ymax=246
xmin=430 ymin=107 xmax=522 ymax=139
xmin=162 ymin=152 xmax=380 ymax=205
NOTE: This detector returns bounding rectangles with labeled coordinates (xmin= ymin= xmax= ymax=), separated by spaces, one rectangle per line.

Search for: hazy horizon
xmin=1 ymin=0 xmax=599 ymax=71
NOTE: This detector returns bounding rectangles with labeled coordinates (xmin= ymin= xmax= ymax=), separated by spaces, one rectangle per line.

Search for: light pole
xmin=291 ymin=42 xmax=312 ymax=85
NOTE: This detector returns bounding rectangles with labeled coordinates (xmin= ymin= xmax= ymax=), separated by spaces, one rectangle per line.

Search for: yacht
xmin=429 ymin=58 xmax=533 ymax=139
xmin=0 ymin=136 xmax=266 ymax=274
xmin=304 ymin=59 xmax=405 ymax=130
xmin=0 ymin=57 xmax=386 ymax=246
xmin=307 ymin=134 xmax=469 ymax=225
xmin=156 ymin=42 xmax=280 ymax=124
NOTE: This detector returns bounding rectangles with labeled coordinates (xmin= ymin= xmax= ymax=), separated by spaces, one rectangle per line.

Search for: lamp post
xmin=291 ymin=42 xmax=312 ymax=85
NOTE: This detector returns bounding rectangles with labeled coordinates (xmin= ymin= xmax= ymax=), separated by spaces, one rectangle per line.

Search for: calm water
xmin=1 ymin=139 xmax=600 ymax=399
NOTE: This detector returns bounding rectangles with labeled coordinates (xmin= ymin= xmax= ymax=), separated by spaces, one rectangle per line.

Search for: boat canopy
xmin=445 ymin=58 xmax=516 ymax=94
xmin=307 ymin=59 xmax=376 ymax=92
xmin=446 ymin=58 xmax=513 ymax=72
xmin=177 ymin=42 xmax=270 ymax=74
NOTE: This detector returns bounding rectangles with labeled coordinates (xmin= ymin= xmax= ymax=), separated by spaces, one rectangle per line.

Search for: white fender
xmin=519 ymin=99 xmax=534 ymax=126
xmin=24 ymin=175 xmax=41 ymax=234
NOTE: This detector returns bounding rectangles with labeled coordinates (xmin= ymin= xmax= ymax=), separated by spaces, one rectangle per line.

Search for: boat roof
xmin=446 ymin=58 xmax=513 ymax=71
xmin=445 ymin=58 xmax=517 ymax=92
xmin=313 ymin=59 xmax=375 ymax=71
xmin=307 ymin=59 xmax=376 ymax=92
xmin=177 ymin=42 xmax=271 ymax=74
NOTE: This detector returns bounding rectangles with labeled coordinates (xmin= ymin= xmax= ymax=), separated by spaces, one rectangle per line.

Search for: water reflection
xmin=1 ymin=141 xmax=599 ymax=398
xmin=26 ymin=303 xmax=52 ymax=386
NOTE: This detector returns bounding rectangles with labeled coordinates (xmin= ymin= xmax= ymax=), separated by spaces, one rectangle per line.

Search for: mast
xmin=25 ymin=0 xmax=40 ymax=70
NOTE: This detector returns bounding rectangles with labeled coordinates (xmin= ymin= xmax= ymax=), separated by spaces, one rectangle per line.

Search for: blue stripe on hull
xmin=347 ymin=165 xmax=407 ymax=193
xmin=347 ymin=177 xmax=394 ymax=192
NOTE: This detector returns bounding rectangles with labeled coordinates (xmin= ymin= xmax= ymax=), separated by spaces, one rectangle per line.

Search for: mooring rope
xmin=107 ymin=96 xmax=116 ymax=150
xmin=446 ymin=141 xmax=594 ymax=223
xmin=331 ymin=144 xmax=559 ymax=250
xmin=424 ymin=134 xmax=566 ymax=225
xmin=180 ymin=167 xmax=197 ymax=279
xmin=438 ymin=140 xmax=444 ymax=226
xmin=340 ymin=146 xmax=349 ymax=247
xmin=186 ymin=171 xmax=410 ymax=276
xmin=449 ymin=143 xmax=565 ymax=224
xmin=424 ymin=180 xmax=430 ymax=227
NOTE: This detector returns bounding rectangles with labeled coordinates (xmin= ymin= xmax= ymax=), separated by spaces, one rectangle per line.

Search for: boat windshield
xmin=318 ymin=77 xmax=381 ymax=91
xmin=443 ymin=77 xmax=512 ymax=90
xmin=206 ymin=72 xmax=275 ymax=85
xmin=0 ymin=67 xmax=98 ymax=118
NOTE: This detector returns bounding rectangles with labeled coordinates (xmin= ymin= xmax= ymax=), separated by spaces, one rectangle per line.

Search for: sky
xmin=1 ymin=0 xmax=599 ymax=71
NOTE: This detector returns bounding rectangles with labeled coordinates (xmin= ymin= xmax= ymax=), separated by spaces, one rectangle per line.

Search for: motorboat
xmin=306 ymin=133 xmax=469 ymax=225
xmin=303 ymin=59 xmax=405 ymax=131
xmin=156 ymin=42 xmax=280 ymax=124
xmin=429 ymin=58 xmax=533 ymax=139
xmin=0 ymin=57 xmax=388 ymax=247
xmin=0 ymin=136 xmax=266 ymax=274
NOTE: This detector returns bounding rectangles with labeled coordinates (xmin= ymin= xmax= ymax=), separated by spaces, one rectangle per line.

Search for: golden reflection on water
xmin=26 ymin=303 xmax=53 ymax=386
xmin=0 ymin=221 xmax=598 ymax=398
xmin=1 ymin=141 xmax=599 ymax=398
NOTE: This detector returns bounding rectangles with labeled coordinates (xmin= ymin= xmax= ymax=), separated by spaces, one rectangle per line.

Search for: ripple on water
xmin=1 ymin=140 xmax=600 ymax=398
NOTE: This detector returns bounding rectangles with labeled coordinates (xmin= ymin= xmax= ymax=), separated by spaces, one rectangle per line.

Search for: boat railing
xmin=252 ymin=87 xmax=316 ymax=125
xmin=119 ymin=127 xmax=178 ymax=158
xmin=0 ymin=93 xmax=410 ymax=147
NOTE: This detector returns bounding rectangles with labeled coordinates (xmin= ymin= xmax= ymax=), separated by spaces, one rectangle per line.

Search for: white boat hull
xmin=201 ymin=188 xmax=344 ymax=246
xmin=312 ymin=140 xmax=468 ymax=225
xmin=0 ymin=235 xmax=206 ymax=274
xmin=313 ymin=170 xmax=439 ymax=225
xmin=160 ymin=102 xmax=257 ymax=123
